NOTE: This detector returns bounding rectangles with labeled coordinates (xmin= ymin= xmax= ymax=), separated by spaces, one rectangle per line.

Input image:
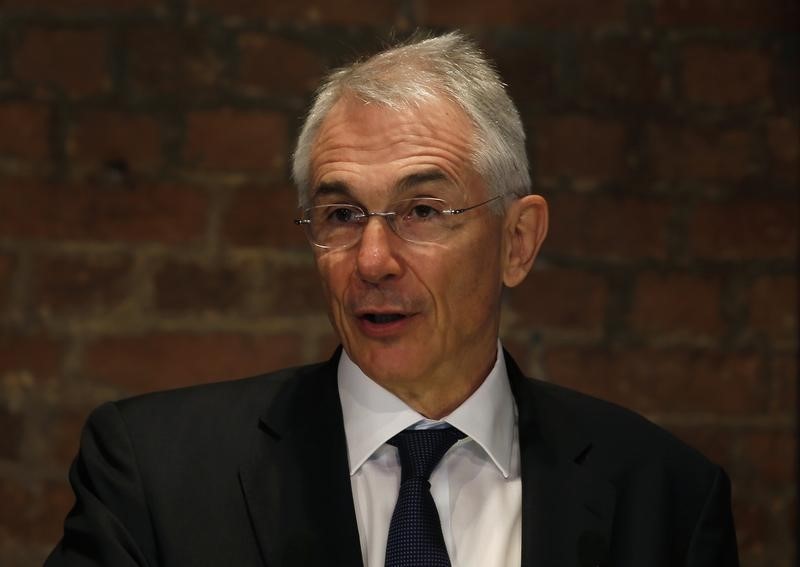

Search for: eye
xmin=326 ymin=206 xmax=362 ymax=224
xmin=403 ymin=200 xmax=445 ymax=221
xmin=411 ymin=204 xmax=437 ymax=218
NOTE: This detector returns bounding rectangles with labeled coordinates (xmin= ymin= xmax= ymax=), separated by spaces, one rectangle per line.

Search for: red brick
xmin=654 ymin=0 xmax=799 ymax=31
xmin=85 ymin=333 xmax=306 ymax=394
xmin=0 ymin=102 xmax=50 ymax=162
xmin=264 ymin=263 xmax=326 ymax=316
xmin=630 ymin=272 xmax=722 ymax=340
xmin=314 ymin=329 xmax=341 ymax=360
xmin=125 ymin=27 xmax=223 ymax=97
xmin=771 ymin=353 xmax=797 ymax=412
xmin=34 ymin=253 xmax=132 ymax=313
xmin=508 ymin=267 xmax=608 ymax=336
xmin=688 ymin=199 xmax=797 ymax=260
xmin=0 ymin=181 xmax=208 ymax=244
xmin=483 ymin=43 xmax=556 ymax=106
xmin=0 ymin=253 xmax=14 ymax=308
xmin=0 ymin=335 xmax=62 ymax=381
xmin=12 ymin=29 xmax=110 ymax=97
xmin=237 ymin=34 xmax=323 ymax=96
xmin=155 ymin=261 xmax=244 ymax=313
xmin=683 ymin=45 xmax=771 ymax=106
xmin=733 ymin=499 xmax=772 ymax=561
xmin=739 ymin=431 xmax=796 ymax=485
xmin=730 ymin=471 xmax=795 ymax=561
xmin=646 ymin=124 xmax=752 ymax=182
xmin=735 ymin=496 xmax=797 ymax=567
xmin=189 ymin=0 xmax=399 ymax=25
xmin=669 ymin=426 xmax=731 ymax=469
xmin=46 ymin=405 xmax=94 ymax=467
xmin=185 ymin=110 xmax=287 ymax=172
xmin=223 ymin=184 xmax=308 ymax=249
xmin=1 ymin=0 xmax=160 ymax=12
xmin=418 ymin=0 xmax=626 ymax=27
xmin=578 ymin=39 xmax=662 ymax=104
xmin=0 ymin=408 xmax=24 ymax=460
xmin=767 ymin=117 xmax=799 ymax=184
xmin=544 ymin=347 xmax=766 ymax=415
xmin=0 ymin=476 xmax=73 ymax=543
xmin=69 ymin=110 xmax=162 ymax=172
xmin=749 ymin=275 xmax=797 ymax=341
xmin=534 ymin=115 xmax=627 ymax=185
xmin=546 ymin=193 xmax=670 ymax=260
xmin=774 ymin=49 xmax=800 ymax=109
xmin=0 ymin=547 xmax=56 ymax=567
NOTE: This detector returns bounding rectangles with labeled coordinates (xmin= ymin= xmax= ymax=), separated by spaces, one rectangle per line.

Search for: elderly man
xmin=48 ymin=32 xmax=738 ymax=567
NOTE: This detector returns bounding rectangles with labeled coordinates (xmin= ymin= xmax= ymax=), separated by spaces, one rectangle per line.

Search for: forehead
xmin=308 ymin=96 xmax=478 ymax=202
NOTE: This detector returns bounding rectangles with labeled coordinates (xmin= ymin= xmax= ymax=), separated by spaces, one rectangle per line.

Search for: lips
xmin=362 ymin=313 xmax=407 ymax=324
xmin=348 ymin=290 xmax=422 ymax=337
xmin=353 ymin=309 xmax=418 ymax=338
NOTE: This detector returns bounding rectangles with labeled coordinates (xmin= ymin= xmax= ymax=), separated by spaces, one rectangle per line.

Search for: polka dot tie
xmin=384 ymin=426 xmax=466 ymax=567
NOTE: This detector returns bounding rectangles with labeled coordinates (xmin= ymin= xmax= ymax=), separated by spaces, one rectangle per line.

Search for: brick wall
xmin=0 ymin=1 xmax=796 ymax=565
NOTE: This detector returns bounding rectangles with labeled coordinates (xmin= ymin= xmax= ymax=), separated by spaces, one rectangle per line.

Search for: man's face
xmin=307 ymin=96 xmax=509 ymax=393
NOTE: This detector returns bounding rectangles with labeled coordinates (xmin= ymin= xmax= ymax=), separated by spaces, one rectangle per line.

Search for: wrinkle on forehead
xmin=308 ymin=96 xmax=477 ymax=194
xmin=311 ymin=99 xmax=473 ymax=166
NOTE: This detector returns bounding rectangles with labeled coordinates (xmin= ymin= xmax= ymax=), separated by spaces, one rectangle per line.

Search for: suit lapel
xmin=506 ymin=352 xmax=616 ymax=567
xmin=238 ymin=348 xmax=615 ymax=566
xmin=239 ymin=352 xmax=363 ymax=567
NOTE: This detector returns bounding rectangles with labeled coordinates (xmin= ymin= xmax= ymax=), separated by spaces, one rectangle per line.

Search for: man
xmin=47 ymin=32 xmax=738 ymax=566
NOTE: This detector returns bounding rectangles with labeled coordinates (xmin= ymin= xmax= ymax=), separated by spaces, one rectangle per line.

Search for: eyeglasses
xmin=294 ymin=195 xmax=502 ymax=250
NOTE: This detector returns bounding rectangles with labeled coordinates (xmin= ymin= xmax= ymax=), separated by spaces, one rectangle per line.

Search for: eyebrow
xmin=396 ymin=170 xmax=450 ymax=194
xmin=310 ymin=169 xmax=453 ymax=202
xmin=313 ymin=181 xmax=352 ymax=200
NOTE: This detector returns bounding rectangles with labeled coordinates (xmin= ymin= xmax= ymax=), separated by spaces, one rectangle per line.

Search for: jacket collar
xmin=506 ymin=350 xmax=616 ymax=567
xmin=239 ymin=349 xmax=364 ymax=567
xmin=240 ymin=348 xmax=616 ymax=567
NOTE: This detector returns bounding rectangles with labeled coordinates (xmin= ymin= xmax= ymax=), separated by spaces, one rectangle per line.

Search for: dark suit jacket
xmin=46 ymin=349 xmax=739 ymax=566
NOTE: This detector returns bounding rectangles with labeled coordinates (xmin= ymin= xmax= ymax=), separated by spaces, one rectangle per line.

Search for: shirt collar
xmin=337 ymin=341 xmax=516 ymax=478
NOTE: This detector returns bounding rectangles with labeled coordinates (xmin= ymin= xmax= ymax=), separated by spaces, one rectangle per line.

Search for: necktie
xmin=385 ymin=426 xmax=466 ymax=567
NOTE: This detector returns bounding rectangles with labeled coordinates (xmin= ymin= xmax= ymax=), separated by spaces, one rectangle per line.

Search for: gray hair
xmin=291 ymin=31 xmax=531 ymax=209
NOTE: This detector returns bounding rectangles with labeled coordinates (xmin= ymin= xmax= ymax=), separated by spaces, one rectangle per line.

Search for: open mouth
xmin=362 ymin=313 xmax=407 ymax=324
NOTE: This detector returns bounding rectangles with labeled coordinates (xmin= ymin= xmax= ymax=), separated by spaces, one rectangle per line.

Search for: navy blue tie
xmin=385 ymin=426 xmax=466 ymax=567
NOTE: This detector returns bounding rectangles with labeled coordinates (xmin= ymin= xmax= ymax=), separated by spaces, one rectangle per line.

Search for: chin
xmin=349 ymin=342 xmax=427 ymax=385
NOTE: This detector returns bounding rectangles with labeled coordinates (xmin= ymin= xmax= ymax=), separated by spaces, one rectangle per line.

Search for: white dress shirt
xmin=337 ymin=343 xmax=522 ymax=567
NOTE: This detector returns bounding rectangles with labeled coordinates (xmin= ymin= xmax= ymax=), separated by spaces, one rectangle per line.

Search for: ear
xmin=501 ymin=195 xmax=548 ymax=288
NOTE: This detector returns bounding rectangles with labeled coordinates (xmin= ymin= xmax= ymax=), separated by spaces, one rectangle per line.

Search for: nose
xmin=355 ymin=216 xmax=403 ymax=284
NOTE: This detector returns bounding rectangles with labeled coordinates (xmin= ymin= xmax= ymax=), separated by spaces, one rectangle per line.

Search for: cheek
xmin=314 ymin=255 xmax=349 ymax=308
xmin=425 ymin=253 xmax=496 ymax=320
xmin=446 ymin=240 xmax=503 ymax=311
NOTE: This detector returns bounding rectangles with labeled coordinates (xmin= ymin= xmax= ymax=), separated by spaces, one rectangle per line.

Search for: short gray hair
xmin=291 ymin=31 xmax=530 ymax=209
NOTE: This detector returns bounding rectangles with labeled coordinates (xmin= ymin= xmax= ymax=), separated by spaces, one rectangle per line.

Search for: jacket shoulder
xmin=89 ymin=359 xmax=333 ymax=458
xmin=523 ymin=376 xmax=720 ymax=480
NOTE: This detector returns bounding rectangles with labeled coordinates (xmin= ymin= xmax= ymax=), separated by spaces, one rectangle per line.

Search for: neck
xmin=383 ymin=350 xmax=497 ymax=420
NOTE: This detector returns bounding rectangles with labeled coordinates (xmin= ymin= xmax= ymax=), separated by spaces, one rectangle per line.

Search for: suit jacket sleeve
xmin=45 ymin=402 xmax=158 ymax=567
xmin=686 ymin=466 xmax=739 ymax=567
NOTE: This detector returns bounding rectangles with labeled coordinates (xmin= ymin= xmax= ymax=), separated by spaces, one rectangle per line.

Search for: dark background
xmin=0 ymin=0 xmax=797 ymax=565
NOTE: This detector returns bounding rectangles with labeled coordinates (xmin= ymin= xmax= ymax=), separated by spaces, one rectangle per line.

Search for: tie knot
xmin=388 ymin=426 xmax=465 ymax=481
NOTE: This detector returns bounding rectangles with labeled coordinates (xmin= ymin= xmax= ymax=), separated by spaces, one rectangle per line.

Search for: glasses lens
xmin=393 ymin=198 xmax=450 ymax=243
xmin=301 ymin=198 xmax=458 ymax=248
xmin=307 ymin=204 xmax=364 ymax=248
